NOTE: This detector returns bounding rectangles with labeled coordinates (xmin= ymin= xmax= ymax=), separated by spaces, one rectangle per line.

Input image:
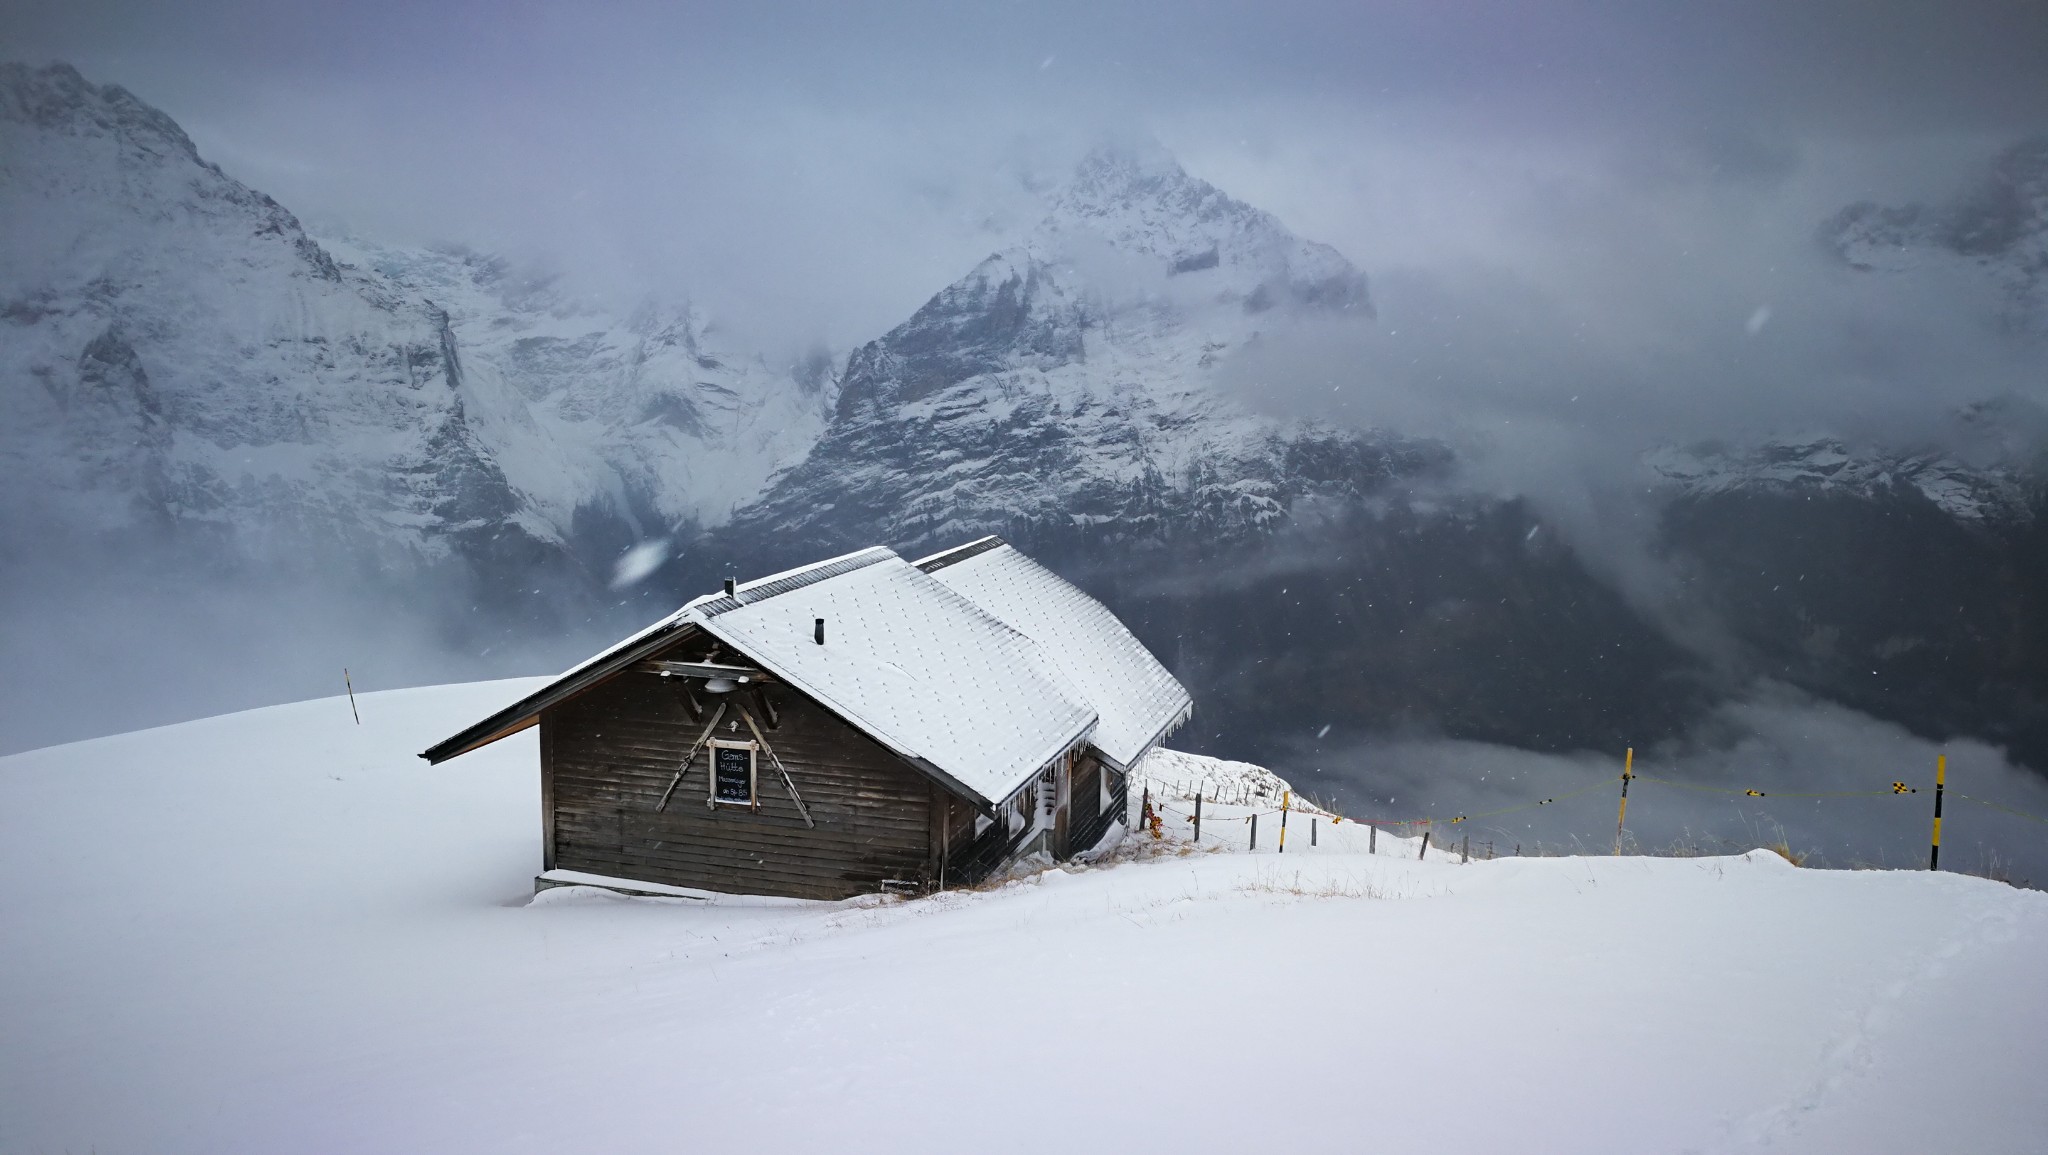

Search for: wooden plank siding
xmin=940 ymin=807 xmax=1034 ymax=886
xmin=540 ymin=717 xmax=557 ymax=871
xmin=544 ymin=663 xmax=939 ymax=901
xmin=1064 ymin=753 xmax=1126 ymax=857
xmin=1068 ymin=753 xmax=1100 ymax=850
xmin=538 ymin=637 xmax=1146 ymax=899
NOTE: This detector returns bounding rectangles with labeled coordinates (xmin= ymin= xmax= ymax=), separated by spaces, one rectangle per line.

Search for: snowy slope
xmin=723 ymin=144 xmax=1446 ymax=557
xmin=3 ymin=681 xmax=2045 ymax=1154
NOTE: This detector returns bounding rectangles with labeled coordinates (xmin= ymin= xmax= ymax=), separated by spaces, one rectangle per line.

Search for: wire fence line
xmin=1956 ymin=793 xmax=2048 ymax=826
xmin=1133 ymin=755 xmax=2048 ymax=873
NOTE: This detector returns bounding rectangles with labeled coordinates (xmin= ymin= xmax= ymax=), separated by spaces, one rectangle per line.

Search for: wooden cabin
xmin=420 ymin=537 xmax=1192 ymax=900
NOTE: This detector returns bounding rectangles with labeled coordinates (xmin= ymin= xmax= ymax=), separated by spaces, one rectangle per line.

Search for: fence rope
xmin=1954 ymin=793 xmax=2048 ymax=825
xmin=1139 ymin=776 xmax=1617 ymax=835
xmin=1631 ymin=774 xmax=1908 ymax=800
xmin=1139 ymin=770 xmax=2048 ymax=844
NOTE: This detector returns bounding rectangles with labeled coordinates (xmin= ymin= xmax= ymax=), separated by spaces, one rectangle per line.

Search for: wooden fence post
xmin=1194 ymin=793 xmax=1202 ymax=842
xmin=1250 ymin=813 xmax=1258 ymax=851
xmin=1370 ymin=824 xmax=1376 ymax=854
xmin=1461 ymin=833 xmax=1470 ymax=863
xmin=1419 ymin=829 xmax=1430 ymax=860
xmin=1311 ymin=817 xmax=1318 ymax=847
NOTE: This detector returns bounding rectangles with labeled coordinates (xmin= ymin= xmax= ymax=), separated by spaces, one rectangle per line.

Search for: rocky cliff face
xmin=319 ymin=238 xmax=833 ymax=569
xmin=0 ymin=63 xmax=827 ymax=610
xmin=0 ymin=62 xmax=835 ymax=749
xmin=0 ymin=63 xmax=533 ymax=580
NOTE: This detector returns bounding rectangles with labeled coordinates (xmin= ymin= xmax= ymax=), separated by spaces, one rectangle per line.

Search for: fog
xmin=1210 ymin=128 xmax=2048 ymax=622
xmin=0 ymin=532 xmax=598 ymax=755
xmin=7 ymin=0 xmax=2046 ymax=357
xmin=1299 ymin=690 xmax=2048 ymax=886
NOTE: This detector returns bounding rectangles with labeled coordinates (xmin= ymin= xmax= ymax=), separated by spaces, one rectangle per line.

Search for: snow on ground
xmin=3 ymin=681 xmax=2046 ymax=1154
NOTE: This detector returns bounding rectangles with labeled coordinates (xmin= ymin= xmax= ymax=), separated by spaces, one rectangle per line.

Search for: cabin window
xmin=708 ymin=739 xmax=758 ymax=807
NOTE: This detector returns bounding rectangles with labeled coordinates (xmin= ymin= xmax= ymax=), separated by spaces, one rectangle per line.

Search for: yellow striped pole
xmin=1929 ymin=754 xmax=1945 ymax=871
xmin=1613 ymin=747 xmax=1634 ymax=855
xmin=1278 ymin=791 xmax=1290 ymax=854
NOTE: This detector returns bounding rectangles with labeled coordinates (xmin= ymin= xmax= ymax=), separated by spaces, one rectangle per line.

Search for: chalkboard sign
xmin=712 ymin=742 xmax=755 ymax=805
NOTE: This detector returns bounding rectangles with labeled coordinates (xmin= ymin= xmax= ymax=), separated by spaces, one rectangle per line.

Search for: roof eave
xmin=418 ymin=617 xmax=702 ymax=764
xmin=1090 ymin=695 xmax=1194 ymax=775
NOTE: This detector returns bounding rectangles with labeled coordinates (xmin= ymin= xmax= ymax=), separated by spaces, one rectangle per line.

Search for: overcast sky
xmin=6 ymin=0 xmax=2047 ymax=359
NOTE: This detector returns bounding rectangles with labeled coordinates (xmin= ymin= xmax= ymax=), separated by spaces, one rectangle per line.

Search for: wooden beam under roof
xmin=635 ymin=659 xmax=776 ymax=683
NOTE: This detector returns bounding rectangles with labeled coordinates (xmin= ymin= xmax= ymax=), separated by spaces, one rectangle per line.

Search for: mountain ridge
xmin=717 ymin=142 xmax=1421 ymax=568
xmin=6 ymin=59 xmax=2047 ymax=780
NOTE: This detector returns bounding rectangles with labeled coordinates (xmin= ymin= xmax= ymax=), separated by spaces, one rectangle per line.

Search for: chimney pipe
xmin=814 ymin=617 xmax=825 ymax=645
xmin=723 ymin=577 xmax=736 ymax=598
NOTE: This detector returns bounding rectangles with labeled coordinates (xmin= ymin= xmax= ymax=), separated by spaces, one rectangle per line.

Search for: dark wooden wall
xmin=1064 ymin=753 xmax=1125 ymax=857
xmin=544 ymin=667 xmax=938 ymax=901
xmin=939 ymin=794 xmax=1033 ymax=886
xmin=937 ymin=750 xmax=1132 ymax=885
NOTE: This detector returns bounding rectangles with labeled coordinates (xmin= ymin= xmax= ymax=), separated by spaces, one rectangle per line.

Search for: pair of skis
xmin=653 ymin=697 xmax=814 ymax=828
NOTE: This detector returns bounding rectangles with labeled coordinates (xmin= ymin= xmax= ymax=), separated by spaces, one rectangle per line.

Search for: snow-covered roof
xmin=425 ymin=542 xmax=1111 ymax=809
xmin=915 ymin=537 xmax=1191 ymax=770
xmin=685 ymin=547 xmax=1096 ymax=807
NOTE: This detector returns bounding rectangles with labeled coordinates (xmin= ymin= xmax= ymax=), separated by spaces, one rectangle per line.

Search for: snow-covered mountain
xmin=319 ymin=238 xmax=834 ymax=544
xmin=1825 ymin=136 xmax=2048 ymax=331
xmin=9 ymin=59 xmax=2045 ymax=782
xmin=0 ymin=61 xmax=527 ymax=573
xmin=1647 ymin=422 xmax=2048 ymax=774
xmin=716 ymin=145 xmax=1445 ymax=561
xmin=680 ymin=146 xmax=1708 ymax=768
xmin=0 ymin=62 xmax=827 ymax=596
xmin=1647 ymin=434 xmax=2038 ymax=525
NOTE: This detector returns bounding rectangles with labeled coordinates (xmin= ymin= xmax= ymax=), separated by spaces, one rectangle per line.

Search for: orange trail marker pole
xmin=1929 ymin=754 xmax=1946 ymax=871
xmin=1613 ymin=747 xmax=1634 ymax=855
